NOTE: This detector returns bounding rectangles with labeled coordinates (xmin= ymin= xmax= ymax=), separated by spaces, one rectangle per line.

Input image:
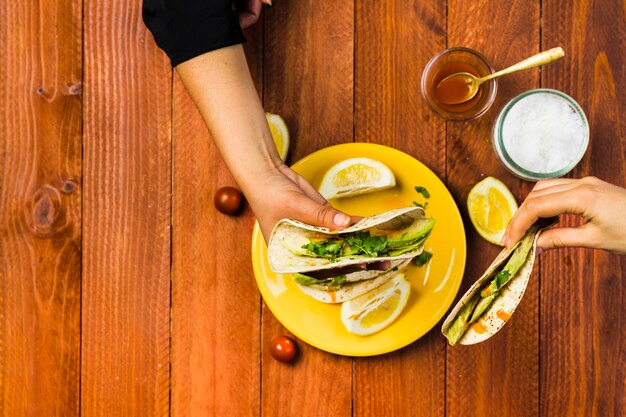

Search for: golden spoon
xmin=436 ymin=47 xmax=565 ymax=105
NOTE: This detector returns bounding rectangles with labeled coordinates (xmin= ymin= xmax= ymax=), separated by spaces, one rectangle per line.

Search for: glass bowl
xmin=492 ymin=89 xmax=589 ymax=181
xmin=421 ymin=47 xmax=497 ymax=121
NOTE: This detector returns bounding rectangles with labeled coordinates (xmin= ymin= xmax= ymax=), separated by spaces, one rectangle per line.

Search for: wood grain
xmin=263 ymin=0 xmax=354 ymax=157
xmin=354 ymin=1 xmax=447 ymax=416
xmin=170 ymin=23 xmax=264 ymax=417
xmin=172 ymin=66 xmax=260 ymax=416
xmin=445 ymin=2 xmax=541 ymax=417
xmin=540 ymin=1 xmax=626 ymax=415
xmin=1 ymin=1 xmax=624 ymax=416
xmin=356 ymin=0 xmax=447 ymax=174
xmin=81 ymin=1 xmax=171 ymax=415
xmin=261 ymin=1 xmax=354 ymax=416
xmin=0 ymin=0 xmax=82 ymax=415
xmin=171 ymin=76 xmax=261 ymax=417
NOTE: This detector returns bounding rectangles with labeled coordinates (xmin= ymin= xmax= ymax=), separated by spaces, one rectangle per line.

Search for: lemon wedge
xmin=340 ymin=273 xmax=410 ymax=336
xmin=266 ymin=112 xmax=289 ymax=161
xmin=467 ymin=176 xmax=518 ymax=245
xmin=318 ymin=157 xmax=396 ymax=199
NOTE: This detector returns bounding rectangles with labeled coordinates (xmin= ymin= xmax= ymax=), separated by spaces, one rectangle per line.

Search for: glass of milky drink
xmin=492 ymin=89 xmax=589 ymax=181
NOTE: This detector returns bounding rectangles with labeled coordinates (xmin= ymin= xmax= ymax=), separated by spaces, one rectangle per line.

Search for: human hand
xmin=233 ymin=0 xmax=272 ymax=29
xmin=244 ymin=163 xmax=358 ymax=242
xmin=502 ymin=177 xmax=626 ymax=254
xmin=175 ymin=45 xmax=352 ymax=241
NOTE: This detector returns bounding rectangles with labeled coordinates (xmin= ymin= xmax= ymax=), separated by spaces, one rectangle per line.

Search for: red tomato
xmin=214 ymin=187 xmax=242 ymax=214
xmin=270 ymin=335 xmax=298 ymax=362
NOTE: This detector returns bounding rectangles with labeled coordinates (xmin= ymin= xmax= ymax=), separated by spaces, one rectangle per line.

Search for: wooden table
xmin=1 ymin=1 xmax=624 ymax=416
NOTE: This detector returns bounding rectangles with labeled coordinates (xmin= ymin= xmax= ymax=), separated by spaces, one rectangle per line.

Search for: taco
xmin=267 ymin=206 xmax=435 ymax=273
xmin=267 ymin=207 xmax=435 ymax=303
xmin=293 ymin=259 xmax=412 ymax=303
xmin=441 ymin=219 xmax=555 ymax=346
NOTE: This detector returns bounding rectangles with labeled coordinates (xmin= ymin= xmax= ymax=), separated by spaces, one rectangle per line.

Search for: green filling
xmin=299 ymin=218 xmax=435 ymax=262
xmin=301 ymin=231 xmax=389 ymax=260
xmin=414 ymin=251 xmax=433 ymax=267
xmin=293 ymin=273 xmax=347 ymax=290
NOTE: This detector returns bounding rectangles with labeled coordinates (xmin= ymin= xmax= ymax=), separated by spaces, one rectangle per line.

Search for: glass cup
xmin=492 ymin=89 xmax=589 ymax=181
xmin=421 ymin=47 xmax=497 ymax=121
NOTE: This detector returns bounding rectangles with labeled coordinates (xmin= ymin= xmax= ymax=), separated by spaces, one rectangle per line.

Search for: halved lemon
xmin=467 ymin=176 xmax=518 ymax=245
xmin=266 ymin=112 xmax=289 ymax=161
xmin=318 ymin=157 xmax=396 ymax=199
xmin=340 ymin=273 xmax=410 ymax=336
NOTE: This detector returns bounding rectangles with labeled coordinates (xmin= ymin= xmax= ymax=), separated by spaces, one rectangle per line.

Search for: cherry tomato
xmin=269 ymin=335 xmax=298 ymax=362
xmin=214 ymin=186 xmax=242 ymax=214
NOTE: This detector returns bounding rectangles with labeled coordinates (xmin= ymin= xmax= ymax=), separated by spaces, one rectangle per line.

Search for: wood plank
xmin=0 ymin=0 xmax=82 ymax=415
xmin=353 ymin=1 xmax=447 ymax=416
xmin=261 ymin=1 xmax=354 ymax=416
xmin=263 ymin=0 xmax=354 ymax=156
xmin=540 ymin=1 xmax=626 ymax=415
xmin=170 ymin=23 xmax=263 ymax=417
xmin=81 ymin=1 xmax=171 ymax=415
xmin=356 ymin=0 xmax=447 ymax=173
xmin=445 ymin=2 xmax=541 ymax=417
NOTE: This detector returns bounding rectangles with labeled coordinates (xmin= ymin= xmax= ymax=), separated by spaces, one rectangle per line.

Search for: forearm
xmin=175 ymin=43 xmax=351 ymax=238
xmin=176 ymin=44 xmax=282 ymax=192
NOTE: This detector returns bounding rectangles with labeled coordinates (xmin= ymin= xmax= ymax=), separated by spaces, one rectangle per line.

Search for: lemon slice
xmin=318 ymin=157 xmax=396 ymax=199
xmin=467 ymin=176 xmax=518 ymax=245
xmin=266 ymin=112 xmax=289 ymax=161
xmin=340 ymin=273 xmax=410 ymax=336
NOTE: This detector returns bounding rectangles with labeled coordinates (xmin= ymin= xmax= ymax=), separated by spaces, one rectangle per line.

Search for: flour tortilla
xmin=296 ymin=259 xmax=412 ymax=303
xmin=312 ymin=259 xmax=407 ymax=283
xmin=441 ymin=222 xmax=553 ymax=345
xmin=268 ymin=207 xmax=427 ymax=274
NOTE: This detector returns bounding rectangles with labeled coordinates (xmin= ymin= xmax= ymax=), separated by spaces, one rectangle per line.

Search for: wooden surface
xmin=1 ymin=0 xmax=624 ymax=416
xmin=81 ymin=0 xmax=171 ymax=415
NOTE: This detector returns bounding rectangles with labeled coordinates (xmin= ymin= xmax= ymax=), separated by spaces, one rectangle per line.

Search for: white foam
xmin=501 ymin=92 xmax=585 ymax=174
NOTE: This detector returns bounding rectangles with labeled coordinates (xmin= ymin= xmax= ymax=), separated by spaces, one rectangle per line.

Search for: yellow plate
xmin=251 ymin=143 xmax=466 ymax=356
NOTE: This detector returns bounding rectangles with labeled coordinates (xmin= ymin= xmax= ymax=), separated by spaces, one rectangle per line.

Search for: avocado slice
xmin=387 ymin=235 xmax=430 ymax=256
xmin=480 ymin=224 xmax=538 ymax=297
xmin=279 ymin=236 xmax=312 ymax=256
xmin=292 ymin=273 xmax=323 ymax=286
xmin=469 ymin=292 xmax=499 ymax=323
xmin=377 ymin=218 xmax=435 ymax=248
xmin=292 ymin=273 xmax=347 ymax=290
xmin=445 ymin=295 xmax=480 ymax=346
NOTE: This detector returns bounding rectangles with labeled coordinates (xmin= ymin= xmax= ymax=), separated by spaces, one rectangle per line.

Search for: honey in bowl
xmin=431 ymin=62 xmax=482 ymax=112
xmin=421 ymin=47 xmax=497 ymax=121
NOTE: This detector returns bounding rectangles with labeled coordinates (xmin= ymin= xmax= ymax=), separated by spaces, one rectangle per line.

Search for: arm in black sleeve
xmin=143 ymin=0 xmax=246 ymax=67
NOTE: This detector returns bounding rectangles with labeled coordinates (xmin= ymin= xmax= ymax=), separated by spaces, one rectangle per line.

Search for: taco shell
xmin=268 ymin=207 xmax=432 ymax=273
xmin=441 ymin=220 xmax=554 ymax=345
xmin=296 ymin=259 xmax=412 ymax=303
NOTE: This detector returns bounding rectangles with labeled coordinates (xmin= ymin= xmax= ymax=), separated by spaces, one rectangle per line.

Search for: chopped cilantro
xmin=303 ymin=231 xmax=389 ymax=260
xmin=413 ymin=251 xmax=433 ymax=267
xmin=301 ymin=240 xmax=344 ymax=260
xmin=413 ymin=201 xmax=428 ymax=209
xmin=345 ymin=231 xmax=388 ymax=257
xmin=495 ymin=269 xmax=511 ymax=288
xmin=414 ymin=186 xmax=430 ymax=199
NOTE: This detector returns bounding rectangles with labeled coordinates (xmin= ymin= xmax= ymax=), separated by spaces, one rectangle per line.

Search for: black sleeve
xmin=143 ymin=0 xmax=246 ymax=67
